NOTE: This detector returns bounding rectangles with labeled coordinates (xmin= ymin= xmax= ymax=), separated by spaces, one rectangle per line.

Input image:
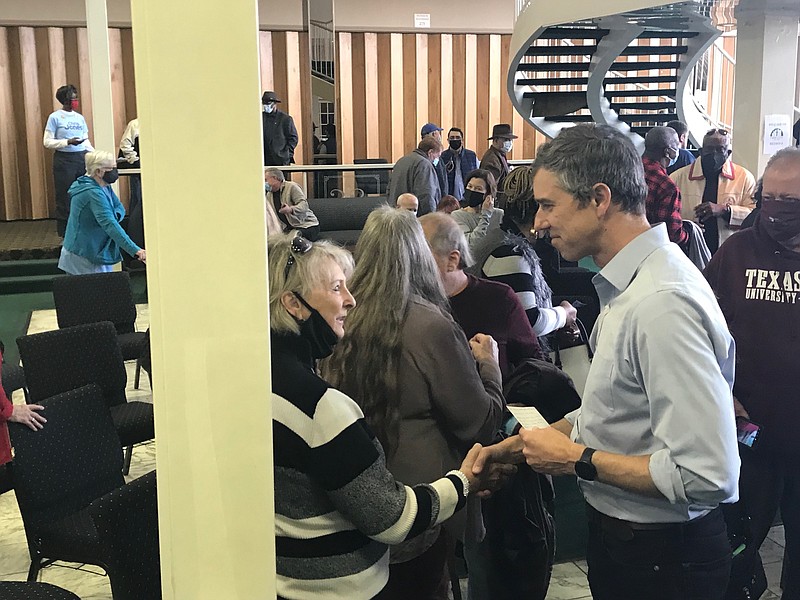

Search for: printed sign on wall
xmin=414 ymin=13 xmax=431 ymax=28
xmin=763 ymin=114 xmax=791 ymax=155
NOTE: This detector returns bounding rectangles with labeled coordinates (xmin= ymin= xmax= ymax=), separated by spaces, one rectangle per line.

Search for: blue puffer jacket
xmin=63 ymin=176 xmax=141 ymax=265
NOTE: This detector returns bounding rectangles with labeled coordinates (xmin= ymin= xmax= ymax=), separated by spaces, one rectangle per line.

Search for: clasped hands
xmin=694 ymin=201 xmax=727 ymax=223
xmin=461 ymin=426 xmax=585 ymax=497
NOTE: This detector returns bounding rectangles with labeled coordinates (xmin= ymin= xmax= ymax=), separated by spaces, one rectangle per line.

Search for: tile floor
xmin=0 ymin=307 xmax=790 ymax=598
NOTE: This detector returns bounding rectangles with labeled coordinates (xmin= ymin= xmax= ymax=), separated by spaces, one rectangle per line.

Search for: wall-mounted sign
xmin=414 ymin=13 xmax=431 ymax=28
xmin=764 ymin=114 xmax=791 ymax=155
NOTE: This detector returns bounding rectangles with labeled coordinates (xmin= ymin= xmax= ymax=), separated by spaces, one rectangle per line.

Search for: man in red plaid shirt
xmin=642 ymin=127 xmax=688 ymax=246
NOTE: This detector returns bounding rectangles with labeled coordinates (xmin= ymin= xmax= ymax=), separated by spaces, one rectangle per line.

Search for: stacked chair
xmin=51 ymin=272 xmax=148 ymax=389
xmin=8 ymin=384 xmax=160 ymax=598
xmin=17 ymin=321 xmax=154 ymax=475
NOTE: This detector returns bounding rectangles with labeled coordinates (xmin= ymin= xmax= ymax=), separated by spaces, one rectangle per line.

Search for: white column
xmin=130 ymin=0 xmax=275 ymax=598
xmin=732 ymin=4 xmax=799 ymax=176
xmin=84 ymin=0 xmax=115 ymax=159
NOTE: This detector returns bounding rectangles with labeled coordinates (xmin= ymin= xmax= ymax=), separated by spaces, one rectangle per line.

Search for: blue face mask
xmin=432 ymin=157 xmax=440 ymax=167
xmin=667 ymin=148 xmax=679 ymax=168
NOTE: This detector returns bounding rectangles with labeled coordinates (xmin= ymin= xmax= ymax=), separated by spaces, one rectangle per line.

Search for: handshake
xmin=457 ymin=424 xmax=582 ymax=497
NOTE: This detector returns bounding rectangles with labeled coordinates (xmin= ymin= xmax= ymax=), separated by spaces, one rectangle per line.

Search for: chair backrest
xmin=9 ymin=384 xmax=124 ymax=528
xmin=52 ymin=272 xmax=138 ymax=335
xmin=354 ymin=158 xmax=390 ymax=195
xmin=17 ymin=322 xmax=128 ymax=408
xmin=90 ymin=470 xmax=161 ymax=600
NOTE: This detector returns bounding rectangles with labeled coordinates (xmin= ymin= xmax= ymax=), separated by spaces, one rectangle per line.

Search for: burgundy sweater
xmin=449 ymin=274 xmax=544 ymax=379
xmin=705 ymin=217 xmax=800 ymax=459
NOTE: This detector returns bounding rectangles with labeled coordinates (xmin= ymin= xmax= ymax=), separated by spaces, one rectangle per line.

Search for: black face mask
xmin=102 ymin=168 xmax=119 ymax=184
xmin=293 ymin=292 xmax=339 ymax=360
xmin=448 ymin=139 xmax=462 ymax=151
xmin=463 ymin=188 xmax=485 ymax=208
xmin=700 ymin=152 xmax=727 ymax=177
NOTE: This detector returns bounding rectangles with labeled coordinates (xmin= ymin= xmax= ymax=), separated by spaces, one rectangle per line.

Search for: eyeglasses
xmin=706 ymin=128 xmax=729 ymax=137
xmin=283 ymin=234 xmax=313 ymax=279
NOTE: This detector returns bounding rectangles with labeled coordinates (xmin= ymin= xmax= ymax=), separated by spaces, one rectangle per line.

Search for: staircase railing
xmin=688 ymin=35 xmax=735 ymax=131
xmin=310 ymin=19 xmax=335 ymax=83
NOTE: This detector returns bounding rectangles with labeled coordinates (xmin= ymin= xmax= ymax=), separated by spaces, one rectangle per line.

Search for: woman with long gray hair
xmin=322 ymin=206 xmax=505 ymax=599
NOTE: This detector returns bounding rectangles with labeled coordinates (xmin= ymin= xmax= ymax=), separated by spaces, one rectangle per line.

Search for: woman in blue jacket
xmin=58 ymin=150 xmax=147 ymax=275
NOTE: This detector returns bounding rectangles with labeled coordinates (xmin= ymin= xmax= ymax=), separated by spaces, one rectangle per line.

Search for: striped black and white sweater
xmin=271 ymin=333 xmax=467 ymax=599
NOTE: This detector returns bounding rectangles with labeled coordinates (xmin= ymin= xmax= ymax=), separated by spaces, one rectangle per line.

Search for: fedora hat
xmin=488 ymin=124 xmax=518 ymax=140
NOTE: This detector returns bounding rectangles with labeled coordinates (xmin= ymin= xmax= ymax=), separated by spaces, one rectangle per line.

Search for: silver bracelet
xmin=447 ymin=470 xmax=470 ymax=498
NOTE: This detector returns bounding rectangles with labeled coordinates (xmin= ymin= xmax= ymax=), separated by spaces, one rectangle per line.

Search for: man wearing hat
xmin=481 ymin=124 xmax=517 ymax=203
xmin=261 ymin=91 xmax=298 ymax=166
xmin=421 ymin=123 xmax=448 ymax=197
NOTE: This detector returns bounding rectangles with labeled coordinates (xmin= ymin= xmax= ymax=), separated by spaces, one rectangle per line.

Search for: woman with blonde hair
xmin=322 ymin=206 xmax=505 ymax=599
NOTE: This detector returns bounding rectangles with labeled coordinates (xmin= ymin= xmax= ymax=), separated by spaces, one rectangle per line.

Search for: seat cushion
xmin=117 ymin=331 xmax=147 ymax=362
xmin=0 ymin=582 xmax=81 ymax=600
xmin=110 ymin=401 xmax=155 ymax=447
xmin=37 ymin=507 xmax=103 ymax=565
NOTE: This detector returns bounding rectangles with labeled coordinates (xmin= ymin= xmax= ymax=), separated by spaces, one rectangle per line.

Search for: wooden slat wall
xmin=0 ymin=27 xmax=312 ymax=222
xmin=336 ymin=32 xmax=550 ymax=165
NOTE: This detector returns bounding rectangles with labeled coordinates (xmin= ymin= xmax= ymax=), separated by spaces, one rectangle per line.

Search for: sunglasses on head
xmin=706 ymin=128 xmax=729 ymax=137
xmin=284 ymin=234 xmax=313 ymax=279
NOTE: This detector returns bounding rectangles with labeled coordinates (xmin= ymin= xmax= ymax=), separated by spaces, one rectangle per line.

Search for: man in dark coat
xmin=261 ymin=91 xmax=298 ymax=166
xmin=440 ymin=127 xmax=478 ymax=201
xmin=421 ymin=123 xmax=448 ymax=198
xmin=481 ymin=124 xmax=517 ymax=205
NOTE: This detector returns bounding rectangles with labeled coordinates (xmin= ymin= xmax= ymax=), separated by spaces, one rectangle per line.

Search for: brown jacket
xmin=388 ymin=297 xmax=504 ymax=559
xmin=480 ymin=145 xmax=511 ymax=194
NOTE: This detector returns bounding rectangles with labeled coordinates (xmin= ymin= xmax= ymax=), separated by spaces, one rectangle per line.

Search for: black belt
xmin=586 ymin=503 xmax=719 ymax=541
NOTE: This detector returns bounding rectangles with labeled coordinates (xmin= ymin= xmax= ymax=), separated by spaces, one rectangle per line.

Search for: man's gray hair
xmin=644 ymin=126 xmax=678 ymax=155
xmin=419 ymin=212 xmax=474 ymax=269
xmin=265 ymin=167 xmax=285 ymax=183
xmin=532 ymin=124 xmax=648 ymax=215
xmin=765 ymin=146 xmax=800 ymax=172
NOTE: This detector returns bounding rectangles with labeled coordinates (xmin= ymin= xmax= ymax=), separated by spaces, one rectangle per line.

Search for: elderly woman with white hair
xmin=58 ymin=150 xmax=146 ymax=275
xmin=268 ymin=232 xmax=508 ymax=600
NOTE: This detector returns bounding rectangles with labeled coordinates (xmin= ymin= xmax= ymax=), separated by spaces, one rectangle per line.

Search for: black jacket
xmin=262 ymin=110 xmax=298 ymax=166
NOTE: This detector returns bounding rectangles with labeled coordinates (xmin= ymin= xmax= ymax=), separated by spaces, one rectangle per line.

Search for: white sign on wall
xmin=763 ymin=114 xmax=791 ymax=155
xmin=414 ymin=13 xmax=431 ymax=28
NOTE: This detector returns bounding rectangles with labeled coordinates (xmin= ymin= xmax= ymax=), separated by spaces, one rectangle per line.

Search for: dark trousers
xmin=126 ymin=175 xmax=145 ymax=250
xmin=53 ymin=151 xmax=87 ymax=237
xmin=586 ymin=505 xmax=731 ymax=600
xmin=377 ymin=530 xmax=450 ymax=600
xmin=294 ymin=225 xmax=320 ymax=241
xmin=727 ymin=448 xmax=800 ymax=600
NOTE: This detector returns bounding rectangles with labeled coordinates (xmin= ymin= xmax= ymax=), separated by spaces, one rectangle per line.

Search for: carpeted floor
xmin=0 ymin=220 xmax=62 ymax=260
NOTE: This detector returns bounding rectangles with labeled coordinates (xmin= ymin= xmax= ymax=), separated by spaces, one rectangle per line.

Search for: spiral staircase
xmin=509 ymin=0 xmax=725 ymax=149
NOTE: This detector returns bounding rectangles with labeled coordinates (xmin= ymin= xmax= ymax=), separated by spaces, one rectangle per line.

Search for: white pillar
xmin=732 ymin=4 xmax=799 ymax=176
xmin=84 ymin=0 xmax=115 ymax=159
xmin=130 ymin=0 xmax=276 ymax=598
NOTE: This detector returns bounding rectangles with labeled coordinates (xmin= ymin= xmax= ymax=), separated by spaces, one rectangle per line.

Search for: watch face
xmin=575 ymin=460 xmax=596 ymax=481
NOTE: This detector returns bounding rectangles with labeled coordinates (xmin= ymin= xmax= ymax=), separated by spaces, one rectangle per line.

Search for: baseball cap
xmin=421 ymin=123 xmax=444 ymax=137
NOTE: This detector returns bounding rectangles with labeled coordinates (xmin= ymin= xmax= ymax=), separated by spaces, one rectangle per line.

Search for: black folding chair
xmin=9 ymin=384 xmax=124 ymax=581
xmin=17 ymin=322 xmax=154 ymax=475
xmin=52 ymin=272 xmax=148 ymax=389
xmin=90 ymin=470 xmax=161 ymax=600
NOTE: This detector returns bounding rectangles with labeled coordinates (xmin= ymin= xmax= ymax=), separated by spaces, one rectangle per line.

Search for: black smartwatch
xmin=575 ymin=447 xmax=598 ymax=481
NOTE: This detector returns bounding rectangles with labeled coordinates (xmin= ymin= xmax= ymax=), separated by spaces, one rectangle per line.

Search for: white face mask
xmin=263 ymin=103 xmax=276 ymax=113
xmin=502 ymin=140 xmax=513 ymax=153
